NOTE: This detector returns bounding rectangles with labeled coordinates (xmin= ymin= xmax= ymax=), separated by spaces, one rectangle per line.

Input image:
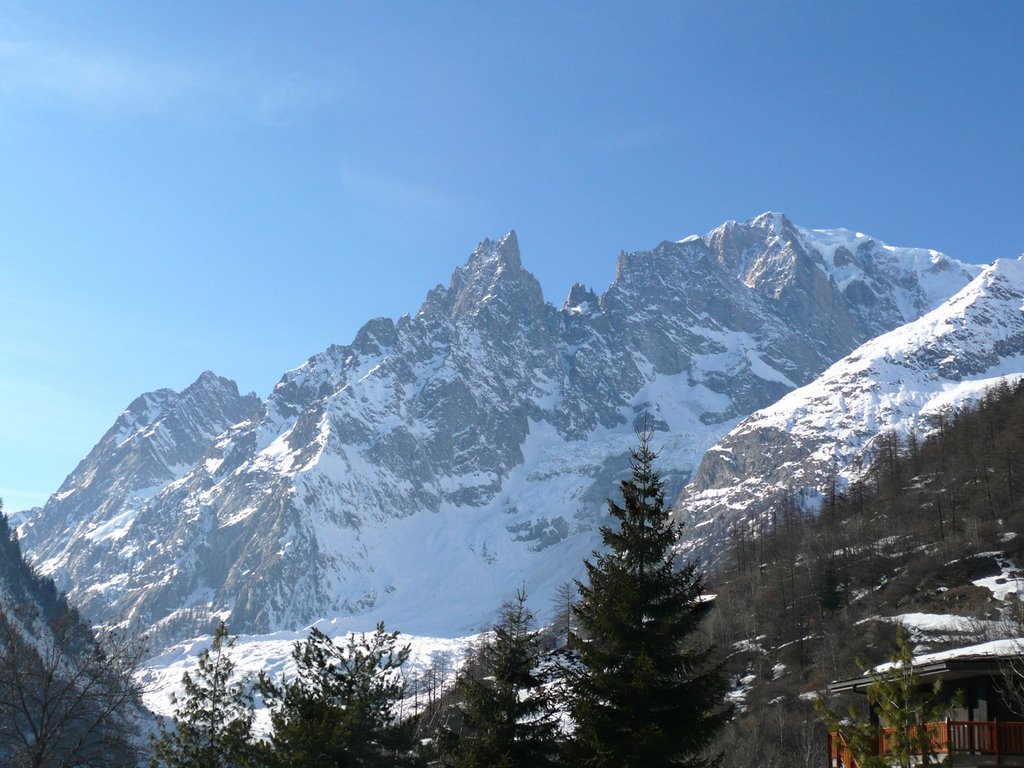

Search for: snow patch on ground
xmin=869 ymin=637 xmax=1024 ymax=674
xmin=886 ymin=613 xmax=980 ymax=635
xmin=972 ymin=554 xmax=1024 ymax=601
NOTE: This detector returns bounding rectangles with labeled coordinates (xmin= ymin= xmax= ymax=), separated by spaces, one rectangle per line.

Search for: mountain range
xmin=15 ymin=213 xmax=995 ymax=650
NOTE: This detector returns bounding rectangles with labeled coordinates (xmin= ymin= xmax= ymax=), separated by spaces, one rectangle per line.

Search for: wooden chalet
xmin=826 ymin=639 xmax=1024 ymax=767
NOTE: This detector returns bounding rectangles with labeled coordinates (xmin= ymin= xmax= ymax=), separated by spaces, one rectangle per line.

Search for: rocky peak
xmin=563 ymin=282 xmax=599 ymax=314
xmin=704 ymin=211 xmax=801 ymax=278
xmin=612 ymin=238 xmax=714 ymax=290
xmin=17 ymin=370 xmax=259 ymax=583
xmin=112 ymin=389 xmax=177 ymax=445
xmin=471 ymin=229 xmax=522 ymax=271
xmin=748 ymin=211 xmax=793 ymax=236
xmin=352 ymin=317 xmax=398 ymax=356
xmin=189 ymin=369 xmax=230 ymax=390
xmin=170 ymin=372 xmax=260 ymax=438
xmin=89 ymin=372 xmax=257 ymax=485
xmin=417 ymin=284 xmax=449 ymax=318
xmin=104 ymin=371 xmax=251 ymax=454
xmin=436 ymin=230 xmax=546 ymax=321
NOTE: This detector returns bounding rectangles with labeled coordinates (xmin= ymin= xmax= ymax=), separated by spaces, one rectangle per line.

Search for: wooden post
xmin=946 ymin=717 xmax=953 ymax=768
xmin=994 ymin=718 xmax=1000 ymax=768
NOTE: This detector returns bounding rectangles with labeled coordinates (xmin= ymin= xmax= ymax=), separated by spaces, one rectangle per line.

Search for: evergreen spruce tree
xmin=441 ymin=588 xmax=560 ymax=768
xmin=259 ymin=622 xmax=420 ymax=767
xmin=150 ymin=621 xmax=262 ymax=768
xmin=569 ymin=425 xmax=727 ymax=768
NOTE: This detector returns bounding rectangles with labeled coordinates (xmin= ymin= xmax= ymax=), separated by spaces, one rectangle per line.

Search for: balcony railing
xmin=829 ymin=720 xmax=1024 ymax=767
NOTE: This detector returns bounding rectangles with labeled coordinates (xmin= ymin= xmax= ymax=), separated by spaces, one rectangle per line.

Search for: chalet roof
xmin=828 ymin=638 xmax=1024 ymax=694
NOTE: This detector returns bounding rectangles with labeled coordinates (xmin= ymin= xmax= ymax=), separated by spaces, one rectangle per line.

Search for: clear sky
xmin=2 ymin=1 xmax=1022 ymax=512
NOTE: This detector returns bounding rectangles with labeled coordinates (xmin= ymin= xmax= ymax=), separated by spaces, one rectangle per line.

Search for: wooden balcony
xmin=829 ymin=720 xmax=1024 ymax=767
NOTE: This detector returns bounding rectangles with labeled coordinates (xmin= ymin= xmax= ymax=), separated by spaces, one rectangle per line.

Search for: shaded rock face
xmin=676 ymin=257 xmax=1024 ymax=569
xmin=19 ymin=216 xmax=981 ymax=644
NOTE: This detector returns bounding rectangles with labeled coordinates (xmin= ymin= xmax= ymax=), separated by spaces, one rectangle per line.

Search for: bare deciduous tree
xmin=0 ymin=606 xmax=148 ymax=768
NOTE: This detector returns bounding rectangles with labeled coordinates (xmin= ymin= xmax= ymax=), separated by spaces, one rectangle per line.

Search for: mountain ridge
xmin=16 ymin=214 xmax=983 ymax=646
xmin=676 ymin=254 xmax=1024 ymax=566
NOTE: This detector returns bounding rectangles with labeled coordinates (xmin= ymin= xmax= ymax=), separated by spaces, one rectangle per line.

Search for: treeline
xmin=708 ymin=377 xmax=1024 ymax=768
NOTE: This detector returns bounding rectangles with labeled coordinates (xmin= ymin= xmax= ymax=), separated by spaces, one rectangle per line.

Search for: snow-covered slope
xmin=139 ymin=624 xmax=477 ymax=735
xmin=677 ymin=256 xmax=1024 ymax=565
xmin=18 ymin=215 xmax=980 ymax=645
xmin=708 ymin=214 xmax=975 ymax=337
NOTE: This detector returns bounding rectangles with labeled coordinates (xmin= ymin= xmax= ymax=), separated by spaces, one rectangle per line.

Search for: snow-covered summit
xmin=704 ymin=212 xmax=981 ymax=337
xmin=677 ymin=256 xmax=1024 ymax=565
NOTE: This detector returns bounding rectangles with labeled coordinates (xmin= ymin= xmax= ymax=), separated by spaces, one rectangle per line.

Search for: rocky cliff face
xmin=18 ymin=215 xmax=980 ymax=643
xmin=676 ymin=256 xmax=1024 ymax=567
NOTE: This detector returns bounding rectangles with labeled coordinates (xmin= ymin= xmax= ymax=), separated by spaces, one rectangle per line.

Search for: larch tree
xmin=551 ymin=582 xmax=578 ymax=650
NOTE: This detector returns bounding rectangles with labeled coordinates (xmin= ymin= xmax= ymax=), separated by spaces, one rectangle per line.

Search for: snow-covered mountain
xmin=17 ymin=373 xmax=260 ymax=575
xmin=17 ymin=214 xmax=980 ymax=645
xmin=676 ymin=255 xmax=1024 ymax=566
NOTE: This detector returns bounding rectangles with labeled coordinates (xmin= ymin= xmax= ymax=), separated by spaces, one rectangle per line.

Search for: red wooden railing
xmin=829 ymin=720 xmax=1024 ymax=767
xmin=827 ymin=730 xmax=857 ymax=768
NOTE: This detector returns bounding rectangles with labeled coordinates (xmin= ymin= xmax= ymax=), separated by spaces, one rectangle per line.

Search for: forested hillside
xmin=0 ymin=503 xmax=147 ymax=766
xmin=708 ymin=378 xmax=1024 ymax=767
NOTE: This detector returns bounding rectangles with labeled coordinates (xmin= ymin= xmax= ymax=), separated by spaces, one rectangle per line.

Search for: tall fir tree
xmin=440 ymin=588 xmax=560 ymax=768
xmin=150 ymin=621 xmax=263 ymax=768
xmin=259 ymin=622 xmax=420 ymax=768
xmin=569 ymin=425 xmax=727 ymax=768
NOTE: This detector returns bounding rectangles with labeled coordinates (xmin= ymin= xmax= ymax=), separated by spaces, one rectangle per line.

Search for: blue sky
xmin=2 ymin=1 xmax=1023 ymax=512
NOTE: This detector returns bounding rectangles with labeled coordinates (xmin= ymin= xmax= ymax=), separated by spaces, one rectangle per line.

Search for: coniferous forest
xmin=5 ymin=381 xmax=1024 ymax=766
